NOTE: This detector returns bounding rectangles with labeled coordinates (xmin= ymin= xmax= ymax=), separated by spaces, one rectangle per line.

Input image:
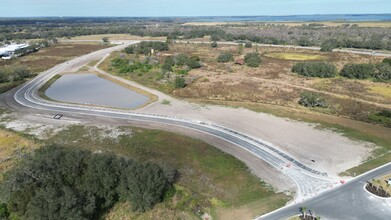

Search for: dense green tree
xmin=0 ymin=146 xmax=175 ymax=219
xmin=217 ymin=52 xmax=234 ymax=63
xmin=292 ymin=62 xmax=337 ymax=78
xmin=211 ymin=41 xmax=218 ymax=48
xmin=340 ymin=63 xmax=375 ymax=79
xmin=244 ymin=52 xmax=262 ymax=67
xmin=374 ymin=63 xmax=391 ymax=81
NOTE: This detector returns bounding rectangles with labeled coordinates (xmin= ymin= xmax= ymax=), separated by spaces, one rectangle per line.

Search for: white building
xmin=0 ymin=43 xmax=29 ymax=59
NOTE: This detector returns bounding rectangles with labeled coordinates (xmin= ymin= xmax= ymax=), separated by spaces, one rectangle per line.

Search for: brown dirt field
xmin=162 ymin=44 xmax=389 ymax=125
xmin=0 ymin=43 xmax=109 ymax=73
xmin=64 ymin=34 xmax=166 ymax=41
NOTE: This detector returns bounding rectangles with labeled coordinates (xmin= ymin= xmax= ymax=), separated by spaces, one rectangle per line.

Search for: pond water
xmin=45 ymin=73 xmax=150 ymax=109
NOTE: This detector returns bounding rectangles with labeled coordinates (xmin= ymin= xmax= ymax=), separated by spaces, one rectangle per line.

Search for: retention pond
xmin=44 ymin=73 xmax=150 ymax=109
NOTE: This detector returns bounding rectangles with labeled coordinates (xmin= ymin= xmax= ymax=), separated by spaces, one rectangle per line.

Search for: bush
xmin=368 ymin=109 xmax=391 ymax=127
xmin=383 ymin=58 xmax=391 ymax=65
xmin=211 ymin=41 xmax=218 ymax=48
xmin=374 ymin=63 xmax=391 ymax=81
xmin=125 ymin=41 xmax=169 ymax=55
xmin=111 ymin=57 xmax=152 ymax=74
xmin=320 ymin=41 xmax=335 ymax=52
xmin=0 ymin=203 xmax=9 ymax=218
xmin=186 ymin=56 xmax=201 ymax=69
xmin=245 ymin=41 xmax=253 ymax=48
xmin=292 ymin=62 xmax=337 ymax=78
xmin=340 ymin=63 xmax=375 ymax=79
xmin=298 ymin=92 xmax=327 ymax=108
xmin=0 ymin=65 xmax=31 ymax=83
xmin=0 ymin=146 xmax=174 ymax=219
xmin=217 ymin=52 xmax=234 ymax=63
xmin=174 ymin=77 xmax=186 ymax=88
xmin=244 ymin=52 xmax=261 ymax=67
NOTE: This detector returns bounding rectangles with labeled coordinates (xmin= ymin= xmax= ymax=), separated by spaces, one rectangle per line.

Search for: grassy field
xmin=99 ymin=51 xmax=176 ymax=94
xmin=264 ymin=52 xmax=328 ymax=61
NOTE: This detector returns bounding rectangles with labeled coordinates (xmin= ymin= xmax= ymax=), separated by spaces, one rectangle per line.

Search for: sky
xmin=0 ymin=0 xmax=390 ymax=17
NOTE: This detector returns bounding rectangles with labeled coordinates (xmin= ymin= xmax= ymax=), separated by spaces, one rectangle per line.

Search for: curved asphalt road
xmin=6 ymin=41 xmax=391 ymax=219
xmin=258 ymin=162 xmax=391 ymax=220
xmin=5 ymin=41 xmax=337 ymax=201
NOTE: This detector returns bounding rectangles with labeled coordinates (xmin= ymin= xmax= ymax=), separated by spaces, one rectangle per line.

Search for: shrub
xmin=125 ymin=41 xmax=169 ymax=55
xmin=298 ymin=92 xmax=327 ymax=108
xmin=244 ymin=52 xmax=261 ymax=67
xmin=320 ymin=42 xmax=334 ymax=52
xmin=211 ymin=41 xmax=218 ymax=48
xmin=374 ymin=63 xmax=391 ymax=81
xmin=368 ymin=109 xmax=391 ymax=127
xmin=245 ymin=41 xmax=253 ymax=48
xmin=186 ymin=56 xmax=201 ymax=69
xmin=383 ymin=58 xmax=391 ymax=65
xmin=174 ymin=77 xmax=186 ymax=88
xmin=340 ymin=63 xmax=375 ymax=79
xmin=0 ymin=65 xmax=31 ymax=83
xmin=217 ymin=52 xmax=234 ymax=63
xmin=292 ymin=62 xmax=337 ymax=78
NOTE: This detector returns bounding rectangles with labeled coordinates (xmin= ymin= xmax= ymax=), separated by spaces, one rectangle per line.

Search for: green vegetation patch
xmin=244 ymin=52 xmax=262 ymax=67
xmin=368 ymin=109 xmax=391 ymax=128
xmin=217 ymin=52 xmax=234 ymax=63
xmin=292 ymin=62 xmax=337 ymax=78
xmin=125 ymin=41 xmax=169 ymax=55
xmin=0 ymin=145 xmax=174 ymax=219
xmin=45 ymin=125 xmax=288 ymax=216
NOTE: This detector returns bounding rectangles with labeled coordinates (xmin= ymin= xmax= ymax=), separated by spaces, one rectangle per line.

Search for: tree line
xmin=2 ymin=18 xmax=391 ymax=51
xmin=292 ymin=59 xmax=391 ymax=81
xmin=0 ymin=145 xmax=175 ymax=219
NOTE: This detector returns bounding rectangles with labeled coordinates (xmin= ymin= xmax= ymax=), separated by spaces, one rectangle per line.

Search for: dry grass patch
xmin=369 ymin=85 xmax=391 ymax=99
xmin=264 ymin=52 xmax=328 ymax=61
xmin=0 ymin=129 xmax=37 ymax=177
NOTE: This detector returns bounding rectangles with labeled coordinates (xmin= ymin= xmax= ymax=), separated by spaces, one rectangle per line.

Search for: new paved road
xmin=258 ymin=162 xmax=391 ymax=220
xmin=8 ymin=41 xmax=336 ymax=201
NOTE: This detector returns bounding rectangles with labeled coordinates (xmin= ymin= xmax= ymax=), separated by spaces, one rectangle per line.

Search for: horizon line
xmin=1 ymin=13 xmax=391 ymax=19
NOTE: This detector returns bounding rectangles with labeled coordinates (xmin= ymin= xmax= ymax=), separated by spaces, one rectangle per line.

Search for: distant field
xmin=264 ymin=52 xmax=328 ymax=61
xmin=65 ymin=34 xmax=166 ymax=41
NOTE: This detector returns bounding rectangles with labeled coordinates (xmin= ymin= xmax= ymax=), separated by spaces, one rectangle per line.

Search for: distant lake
xmin=188 ymin=14 xmax=391 ymax=22
xmin=45 ymin=74 xmax=150 ymax=109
